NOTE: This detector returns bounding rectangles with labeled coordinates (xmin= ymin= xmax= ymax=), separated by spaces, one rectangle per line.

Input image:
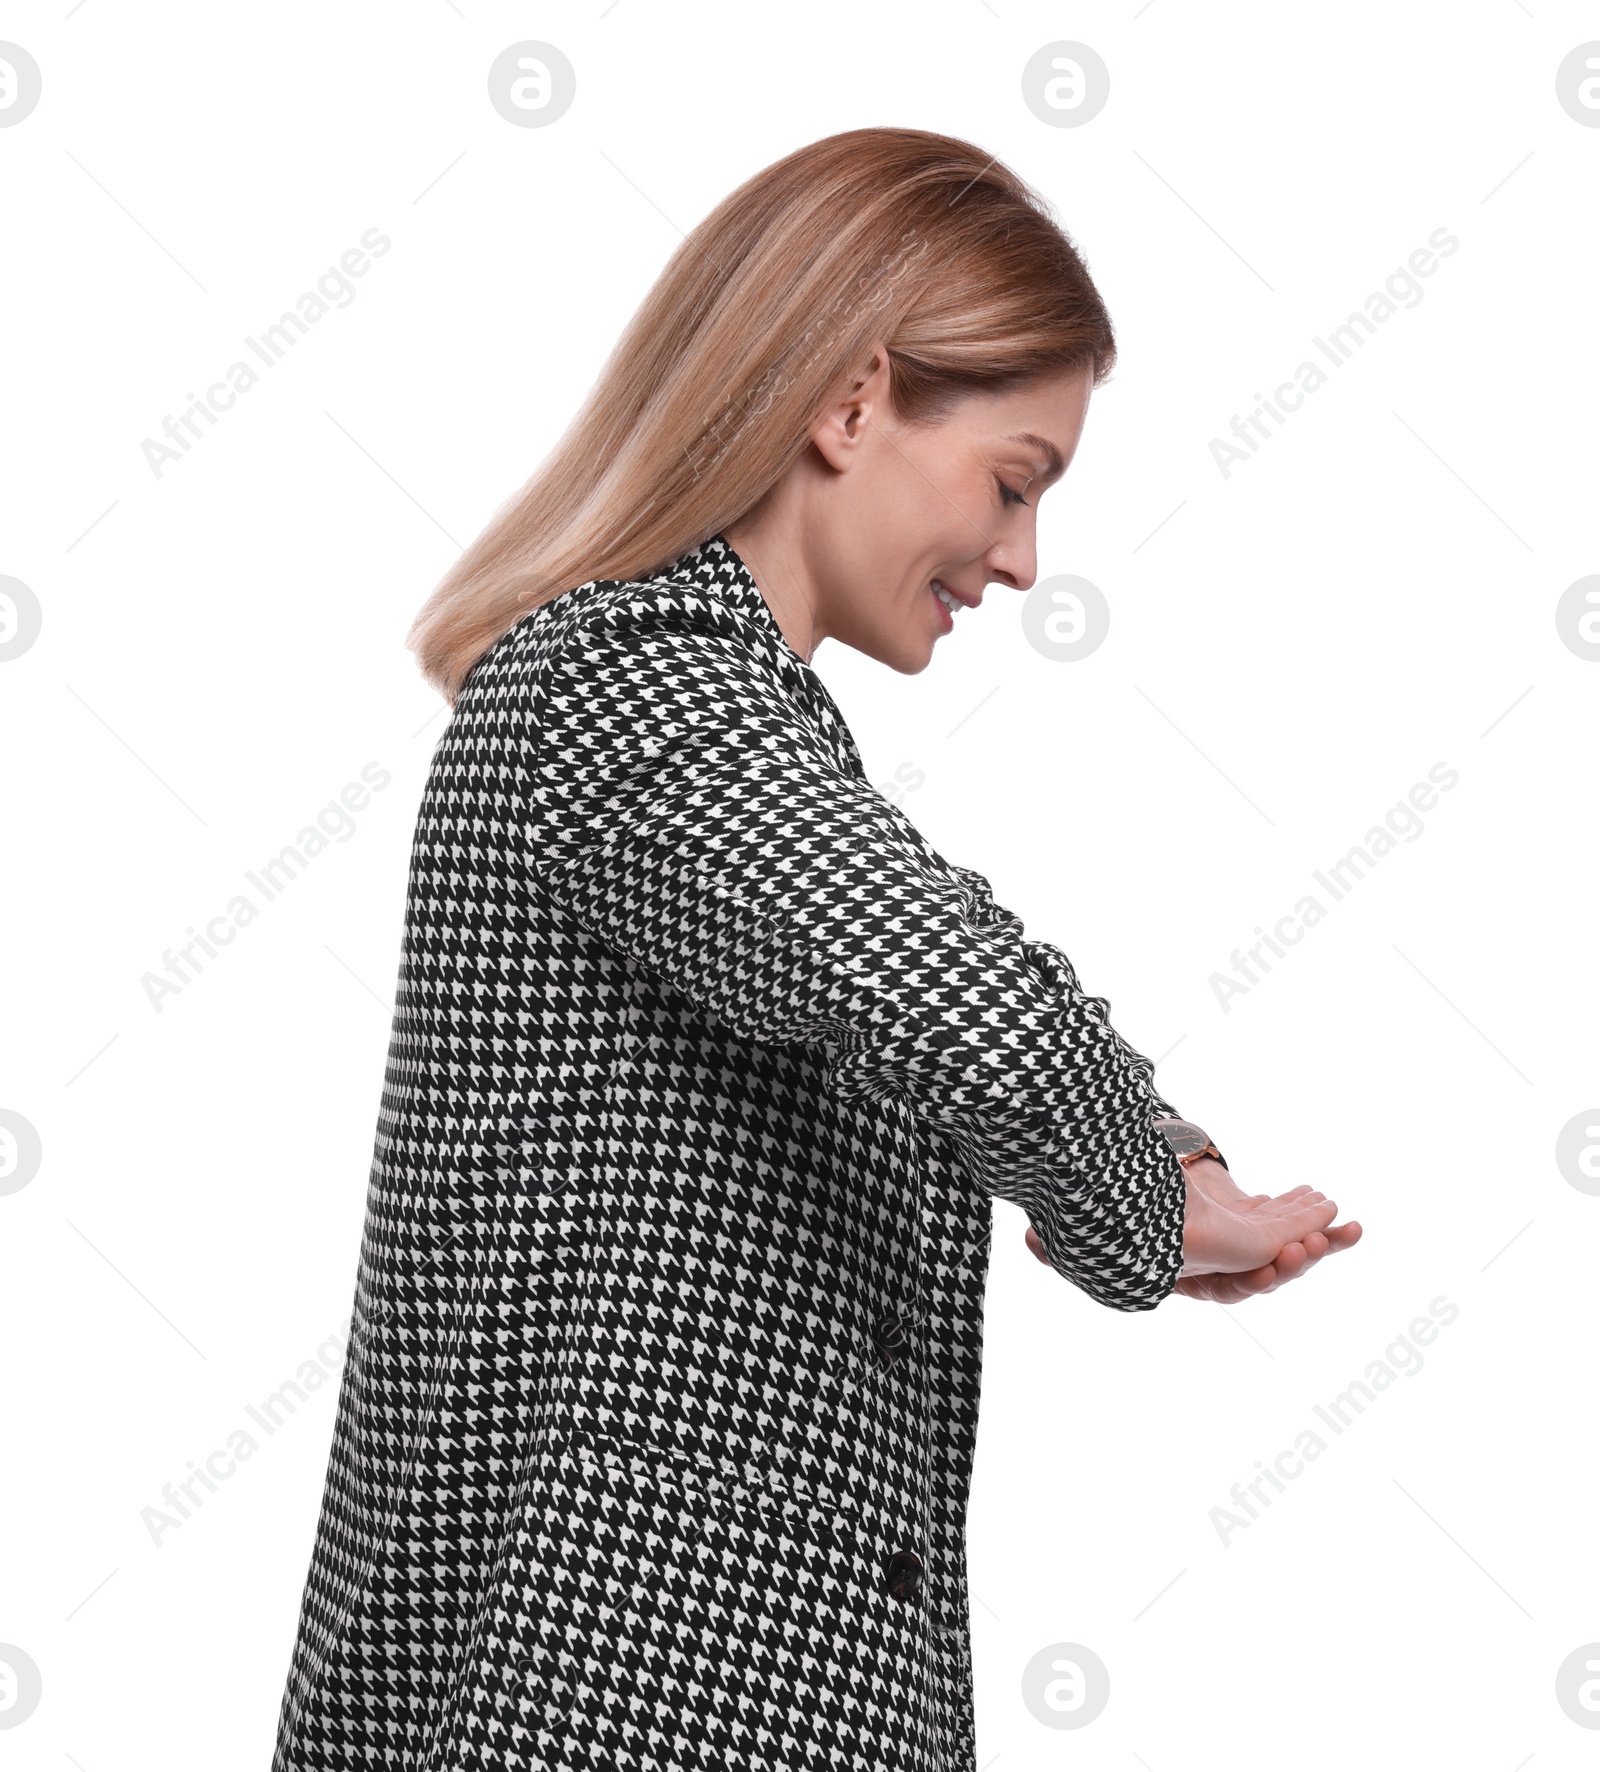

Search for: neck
xmin=721 ymin=516 xmax=822 ymax=662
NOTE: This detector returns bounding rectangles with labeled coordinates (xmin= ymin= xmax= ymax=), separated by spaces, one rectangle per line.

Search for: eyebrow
xmin=1001 ymin=431 xmax=1066 ymax=484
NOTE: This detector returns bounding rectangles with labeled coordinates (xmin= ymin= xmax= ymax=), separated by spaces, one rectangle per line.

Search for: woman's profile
xmin=270 ymin=125 xmax=1359 ymax=1770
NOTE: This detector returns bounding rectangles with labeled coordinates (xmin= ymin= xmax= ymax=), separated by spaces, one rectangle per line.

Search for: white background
xmin=2 ymin=2 xmax=1597 ymax=1766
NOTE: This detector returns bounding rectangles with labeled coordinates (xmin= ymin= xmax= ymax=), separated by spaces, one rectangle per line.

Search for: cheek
xmin=889 ymin=445 xmax=980 ymax=528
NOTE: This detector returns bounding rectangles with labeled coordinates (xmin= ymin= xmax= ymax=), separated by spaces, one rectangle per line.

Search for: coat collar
xmin=656 ymin=531 xmax=866 ymax=781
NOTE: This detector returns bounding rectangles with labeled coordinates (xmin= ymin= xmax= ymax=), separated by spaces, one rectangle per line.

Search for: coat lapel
xmin=656 ymin=531 xmax=868 ymax=784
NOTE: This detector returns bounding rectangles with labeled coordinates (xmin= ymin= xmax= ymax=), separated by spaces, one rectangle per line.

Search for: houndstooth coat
xmin=270 ymin=530 xmax=1190 ymax=1770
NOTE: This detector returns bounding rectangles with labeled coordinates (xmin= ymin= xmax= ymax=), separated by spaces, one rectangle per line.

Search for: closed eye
xmin=998 ymin=480 xmax=1030 ymax=508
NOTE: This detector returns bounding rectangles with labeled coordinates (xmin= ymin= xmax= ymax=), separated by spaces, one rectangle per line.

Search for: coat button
xmin=884 ymin=1548 xmax=924 ymax=1601
xmin=871 ymin=1312 xmax=911 ymax=1365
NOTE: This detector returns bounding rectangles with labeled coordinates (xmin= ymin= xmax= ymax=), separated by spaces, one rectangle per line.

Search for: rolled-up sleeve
xmin=527 ymin=596 xmax=1188 ymax=1311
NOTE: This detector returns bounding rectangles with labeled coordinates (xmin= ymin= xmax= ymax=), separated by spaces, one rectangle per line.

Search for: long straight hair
xmin=407 ymin=126 xmax=1118 ymax=703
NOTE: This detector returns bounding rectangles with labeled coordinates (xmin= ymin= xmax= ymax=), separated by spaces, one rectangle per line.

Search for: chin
xmin=859 ymin=636 xmax=935 ymax=674
xmin=838 ymin=619 xmax=937 ymax=674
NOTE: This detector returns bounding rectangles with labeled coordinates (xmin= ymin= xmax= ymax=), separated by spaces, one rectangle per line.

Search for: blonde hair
xmin=407 ymin=125 xmax=1118 ymax=703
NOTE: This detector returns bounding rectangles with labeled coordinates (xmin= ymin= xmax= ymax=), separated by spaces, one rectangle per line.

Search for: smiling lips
xmin=931 ymin=578 xmax=977 ymax=630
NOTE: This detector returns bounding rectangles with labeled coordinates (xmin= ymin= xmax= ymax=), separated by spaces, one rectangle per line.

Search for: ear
xmin=809 ymin=337 xmax=893 ymax=473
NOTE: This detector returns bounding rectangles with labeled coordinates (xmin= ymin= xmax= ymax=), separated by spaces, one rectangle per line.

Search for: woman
xmin=271 ymin=127 xmax=1357 ymax=1770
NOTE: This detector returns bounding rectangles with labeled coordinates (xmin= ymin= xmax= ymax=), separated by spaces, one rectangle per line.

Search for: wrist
xmin=1153 ymin=1115 xmax=1229 ymax=1176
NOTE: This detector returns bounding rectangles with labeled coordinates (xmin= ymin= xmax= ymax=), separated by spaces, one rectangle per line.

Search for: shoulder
xmin=434 ymin=567 xmax=802 ymax=762
xmin=456 ymin=553 xmax=859 ymax=778
xmin=517 ymin=571 xmax=777 ymax=670
xmin=505 ymin=567 xmax=808 ymax=720
xmin=570 ymin=585 xmax=810 ymax=745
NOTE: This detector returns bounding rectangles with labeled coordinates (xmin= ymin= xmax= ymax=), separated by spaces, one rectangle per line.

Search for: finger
xmin=1184 ymin=1243 xmax=1319 ymax=1301
xmin=1178 ymin=1220 xmax=1362 ymax=1302
xmin=1273 ymin=1196 xmax=1340 ymax=1239
xmin=1255 ymin=1189 xmax=1329 ymax=1217
xmin=1186 ymin=1264 xmax=1279 ymax=1303
xmin=1240 ymin=1185 xmax=1317 ymax=1210
xmin=1182 ymin=1259 xmax=1279 ymax=1301
xmin=1265 ymin=1226 xmax=1353 ymax=1283
xmin=1292 ymin=1242 xmax=1334 ymax=1281
xmin=1237 ymin=1224 xmax=1354 ymax=1291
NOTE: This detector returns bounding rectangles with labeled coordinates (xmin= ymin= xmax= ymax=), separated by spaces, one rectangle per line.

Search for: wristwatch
xmin=1153 ymin=1116 xmax=1229 ymax=1175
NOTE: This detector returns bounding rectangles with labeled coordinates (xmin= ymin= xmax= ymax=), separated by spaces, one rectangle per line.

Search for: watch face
xmin=1156 ymin=1117 xmax=1210 ymax=1158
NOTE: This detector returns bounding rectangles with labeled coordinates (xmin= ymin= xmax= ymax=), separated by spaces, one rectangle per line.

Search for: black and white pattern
xmin=270 ymin=531 xmax=1189 ymax=1770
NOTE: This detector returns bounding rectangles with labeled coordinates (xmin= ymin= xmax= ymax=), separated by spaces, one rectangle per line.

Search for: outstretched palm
xmin=1025 ymin=1158 xmax=1362 ymax=1303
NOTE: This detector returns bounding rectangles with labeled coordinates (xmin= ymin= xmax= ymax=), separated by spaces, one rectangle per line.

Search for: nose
xmin=985 ymin=541 xmax=1038 ymax=595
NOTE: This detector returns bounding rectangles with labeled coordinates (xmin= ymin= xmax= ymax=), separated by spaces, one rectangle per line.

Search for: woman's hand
xmin=1024 ymin=1157 xmax=1362 ymax=1303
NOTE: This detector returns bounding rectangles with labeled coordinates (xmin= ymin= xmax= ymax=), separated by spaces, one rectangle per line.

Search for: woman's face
xmin=747 ymin=349 xmax=1095 ymax=673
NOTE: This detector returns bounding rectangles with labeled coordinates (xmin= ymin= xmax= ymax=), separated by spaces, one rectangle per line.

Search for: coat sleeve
xmin=526 ymin=594 xmax=1189 ymax=1311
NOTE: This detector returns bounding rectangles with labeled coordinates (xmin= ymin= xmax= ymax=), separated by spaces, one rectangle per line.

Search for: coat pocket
xmin=560 ymin=1425 xmax=849 ymax=1555
xmin=424 ymin=1424 xmax=934 ymax=1770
